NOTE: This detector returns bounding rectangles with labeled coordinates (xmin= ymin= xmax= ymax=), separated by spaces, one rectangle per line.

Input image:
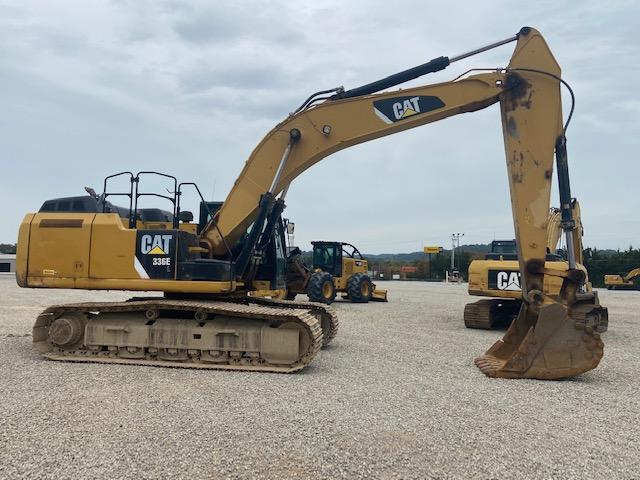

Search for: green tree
xmin=0 ymin=243 xmax=16 ymax=254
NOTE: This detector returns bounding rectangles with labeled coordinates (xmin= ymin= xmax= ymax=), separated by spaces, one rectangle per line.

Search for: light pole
xmin=451 ymin=233 xmax=465 ymax=271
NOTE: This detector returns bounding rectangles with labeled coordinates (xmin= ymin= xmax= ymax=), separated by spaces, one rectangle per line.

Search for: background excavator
xmin=605 ymin=268 xmax=640 ymax=290
xmin=286 ymin=241 xmax=388 ymax=304
xmin=465 ymin=199 xmax=591 ymax=329
xmin=16 ymin=27 xmax=607 ymax=379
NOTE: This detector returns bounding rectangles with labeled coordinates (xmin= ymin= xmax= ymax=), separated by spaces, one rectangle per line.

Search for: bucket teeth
xmin=475 ymin=295 xmax=607 ymax=380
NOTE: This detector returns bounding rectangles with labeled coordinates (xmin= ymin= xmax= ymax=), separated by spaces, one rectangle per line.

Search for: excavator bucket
xmin=475 ymin=293 xmax=607 ymax=379
xmin=370 ymin=288 xmax=388 ymax=302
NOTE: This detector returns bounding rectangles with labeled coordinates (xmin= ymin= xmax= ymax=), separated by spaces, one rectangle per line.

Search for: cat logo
xmin=140 ymin=234 xmax=172 ymax=255
xmin=497 ymin=271 xmax=521 ymax=291
xmin=394 ymin=97 xmax=420 ymax=119
xmin=373 ymin=95 xmax=445 ymax=124
xmin=488 ymin=269 xmax=522 ymax=291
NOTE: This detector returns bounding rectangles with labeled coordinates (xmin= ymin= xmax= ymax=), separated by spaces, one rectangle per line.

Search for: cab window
xmin=40 ymin=201 xmax=56 ymax=212
xmin=314 ymin=246 xmax=336 ymax=269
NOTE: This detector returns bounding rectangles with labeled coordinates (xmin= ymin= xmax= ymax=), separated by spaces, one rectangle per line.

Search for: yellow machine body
xmin=338 ymin=258 xmax=388 ymax=302
xmin=17 ymin=213 xmax=236 ymax=293
xmin=333 ymin=257 xmax=388 ymax=302
xmin=468 ymin=259 xmax=583 ymax=299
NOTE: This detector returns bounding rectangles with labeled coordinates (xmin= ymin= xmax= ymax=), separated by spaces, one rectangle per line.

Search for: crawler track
xmin=33 ymin=298 xmax=331 ymax=373
xmin=464 ymin=299 xmax=520 ymax=330
xmin=241 ymin=296 xmax=339 ymax=346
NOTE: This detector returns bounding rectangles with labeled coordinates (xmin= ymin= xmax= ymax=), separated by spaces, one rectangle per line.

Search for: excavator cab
xmin=196 ymin=201 xmax=223 ymax=234
xmin=485 ymin=240 xmax=518 ymax=260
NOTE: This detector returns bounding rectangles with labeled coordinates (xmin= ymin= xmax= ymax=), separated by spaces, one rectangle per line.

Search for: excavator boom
xmin=205 ymin=72 xmax=504 ymax=255
xmin=624 ymin=268 xmax=640 ymax=283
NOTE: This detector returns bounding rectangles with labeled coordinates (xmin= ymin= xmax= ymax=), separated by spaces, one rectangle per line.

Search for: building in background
xmin=0 ymin=254 xmax=16 ymax=274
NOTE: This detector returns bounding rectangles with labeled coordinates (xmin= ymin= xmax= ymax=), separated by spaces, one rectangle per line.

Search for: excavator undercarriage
xmin=464 ymin=298 xmax=521 ymax=330
xmin=33 ymin=297 xmax=338 ymax=373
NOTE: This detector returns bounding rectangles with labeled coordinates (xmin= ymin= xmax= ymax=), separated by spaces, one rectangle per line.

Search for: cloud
xmin=0 ymin=0 xmax=638 ymax=253
xmin=180 ymin=64 xmax=288 ymax=93
xmin=170 ymin=1 xmax=306 ymax=46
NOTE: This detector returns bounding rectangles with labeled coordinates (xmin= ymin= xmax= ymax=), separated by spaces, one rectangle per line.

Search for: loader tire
xmin=347 ymin=273 xmax=373 ymax=303
xmin=307 ymin=272 xmax=336 ymax=304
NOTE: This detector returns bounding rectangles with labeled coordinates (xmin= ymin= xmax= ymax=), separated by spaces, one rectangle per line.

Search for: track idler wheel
xmin=475 ymin=293 xmax=608 ymax=380
xmin=46 ymin=313 xmax=87 ymax=351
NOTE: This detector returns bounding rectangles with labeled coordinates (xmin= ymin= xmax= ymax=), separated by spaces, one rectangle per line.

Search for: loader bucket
xmin=475 ymin=293 xmax=608 ymax=380
xmin=371 ymin=288 xmax=388 ymax=302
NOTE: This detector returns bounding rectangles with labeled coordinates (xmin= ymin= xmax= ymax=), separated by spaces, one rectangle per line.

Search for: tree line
xmin=369 ymin=247 xmax=640 ymax=287
xmin=582 ymin=247 xmax=640 ymax=287
xmin=0 ymin=244 xmax=16 ymax=254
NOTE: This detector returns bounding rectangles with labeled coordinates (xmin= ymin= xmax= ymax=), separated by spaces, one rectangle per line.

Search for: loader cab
xmin=312 ymin=242 xmax=343 ymax=276
xmin=312 ymin=241 xmax=365 ymax=277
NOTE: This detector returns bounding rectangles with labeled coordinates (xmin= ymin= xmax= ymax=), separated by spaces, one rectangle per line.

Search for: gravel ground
xmin=0 ymin=276 xmax=638 ymax=479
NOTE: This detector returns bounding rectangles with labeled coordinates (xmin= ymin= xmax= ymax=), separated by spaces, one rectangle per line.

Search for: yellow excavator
xmin=17 ymin=27 xmax=608 ymax=379
xmin=605 ymin=268 xmax=640 ymax=290
xmin=465 ymin=200 xmax=591 ymax=329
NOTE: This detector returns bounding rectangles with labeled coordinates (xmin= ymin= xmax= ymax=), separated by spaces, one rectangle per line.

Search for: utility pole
xmin=283 ymin=219 xmax=295 ymax=252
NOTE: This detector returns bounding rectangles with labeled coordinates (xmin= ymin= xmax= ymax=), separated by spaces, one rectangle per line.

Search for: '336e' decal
xmin=135 ymin=231 xmax=175 ymax=279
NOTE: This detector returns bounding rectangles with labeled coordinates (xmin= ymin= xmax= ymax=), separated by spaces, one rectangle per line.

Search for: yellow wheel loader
xmin=17 ymin=26 xmax=607 ymax=379
xmin=605 ymin=268 xmax=640 ymax=290
xmin=465 ymin=200 xmax=592 ymax=329
xmin=286 ymin=241 xmax=388 ymax=304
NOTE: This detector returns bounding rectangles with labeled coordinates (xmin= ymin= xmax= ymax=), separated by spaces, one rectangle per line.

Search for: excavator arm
xmin=547 ymin=199 xmax=585 ymax=265
xmin=200 ymin=27 xmax=607 ymax=379
xmin=624 ymin=268 xmax=640 ymax=283
xmin=205 ymin=71 xmax=505 ymax=255
xmin=203 ymin=28 xmax=566 ymax=297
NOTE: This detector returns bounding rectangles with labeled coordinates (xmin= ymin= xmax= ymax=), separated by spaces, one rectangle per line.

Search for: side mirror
xmin=179 ymin=210 xmax=194 ymax=222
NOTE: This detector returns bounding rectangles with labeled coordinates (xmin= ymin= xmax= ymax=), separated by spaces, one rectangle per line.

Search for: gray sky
xmin=1 ymin=0 xmax=638 ymax=253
